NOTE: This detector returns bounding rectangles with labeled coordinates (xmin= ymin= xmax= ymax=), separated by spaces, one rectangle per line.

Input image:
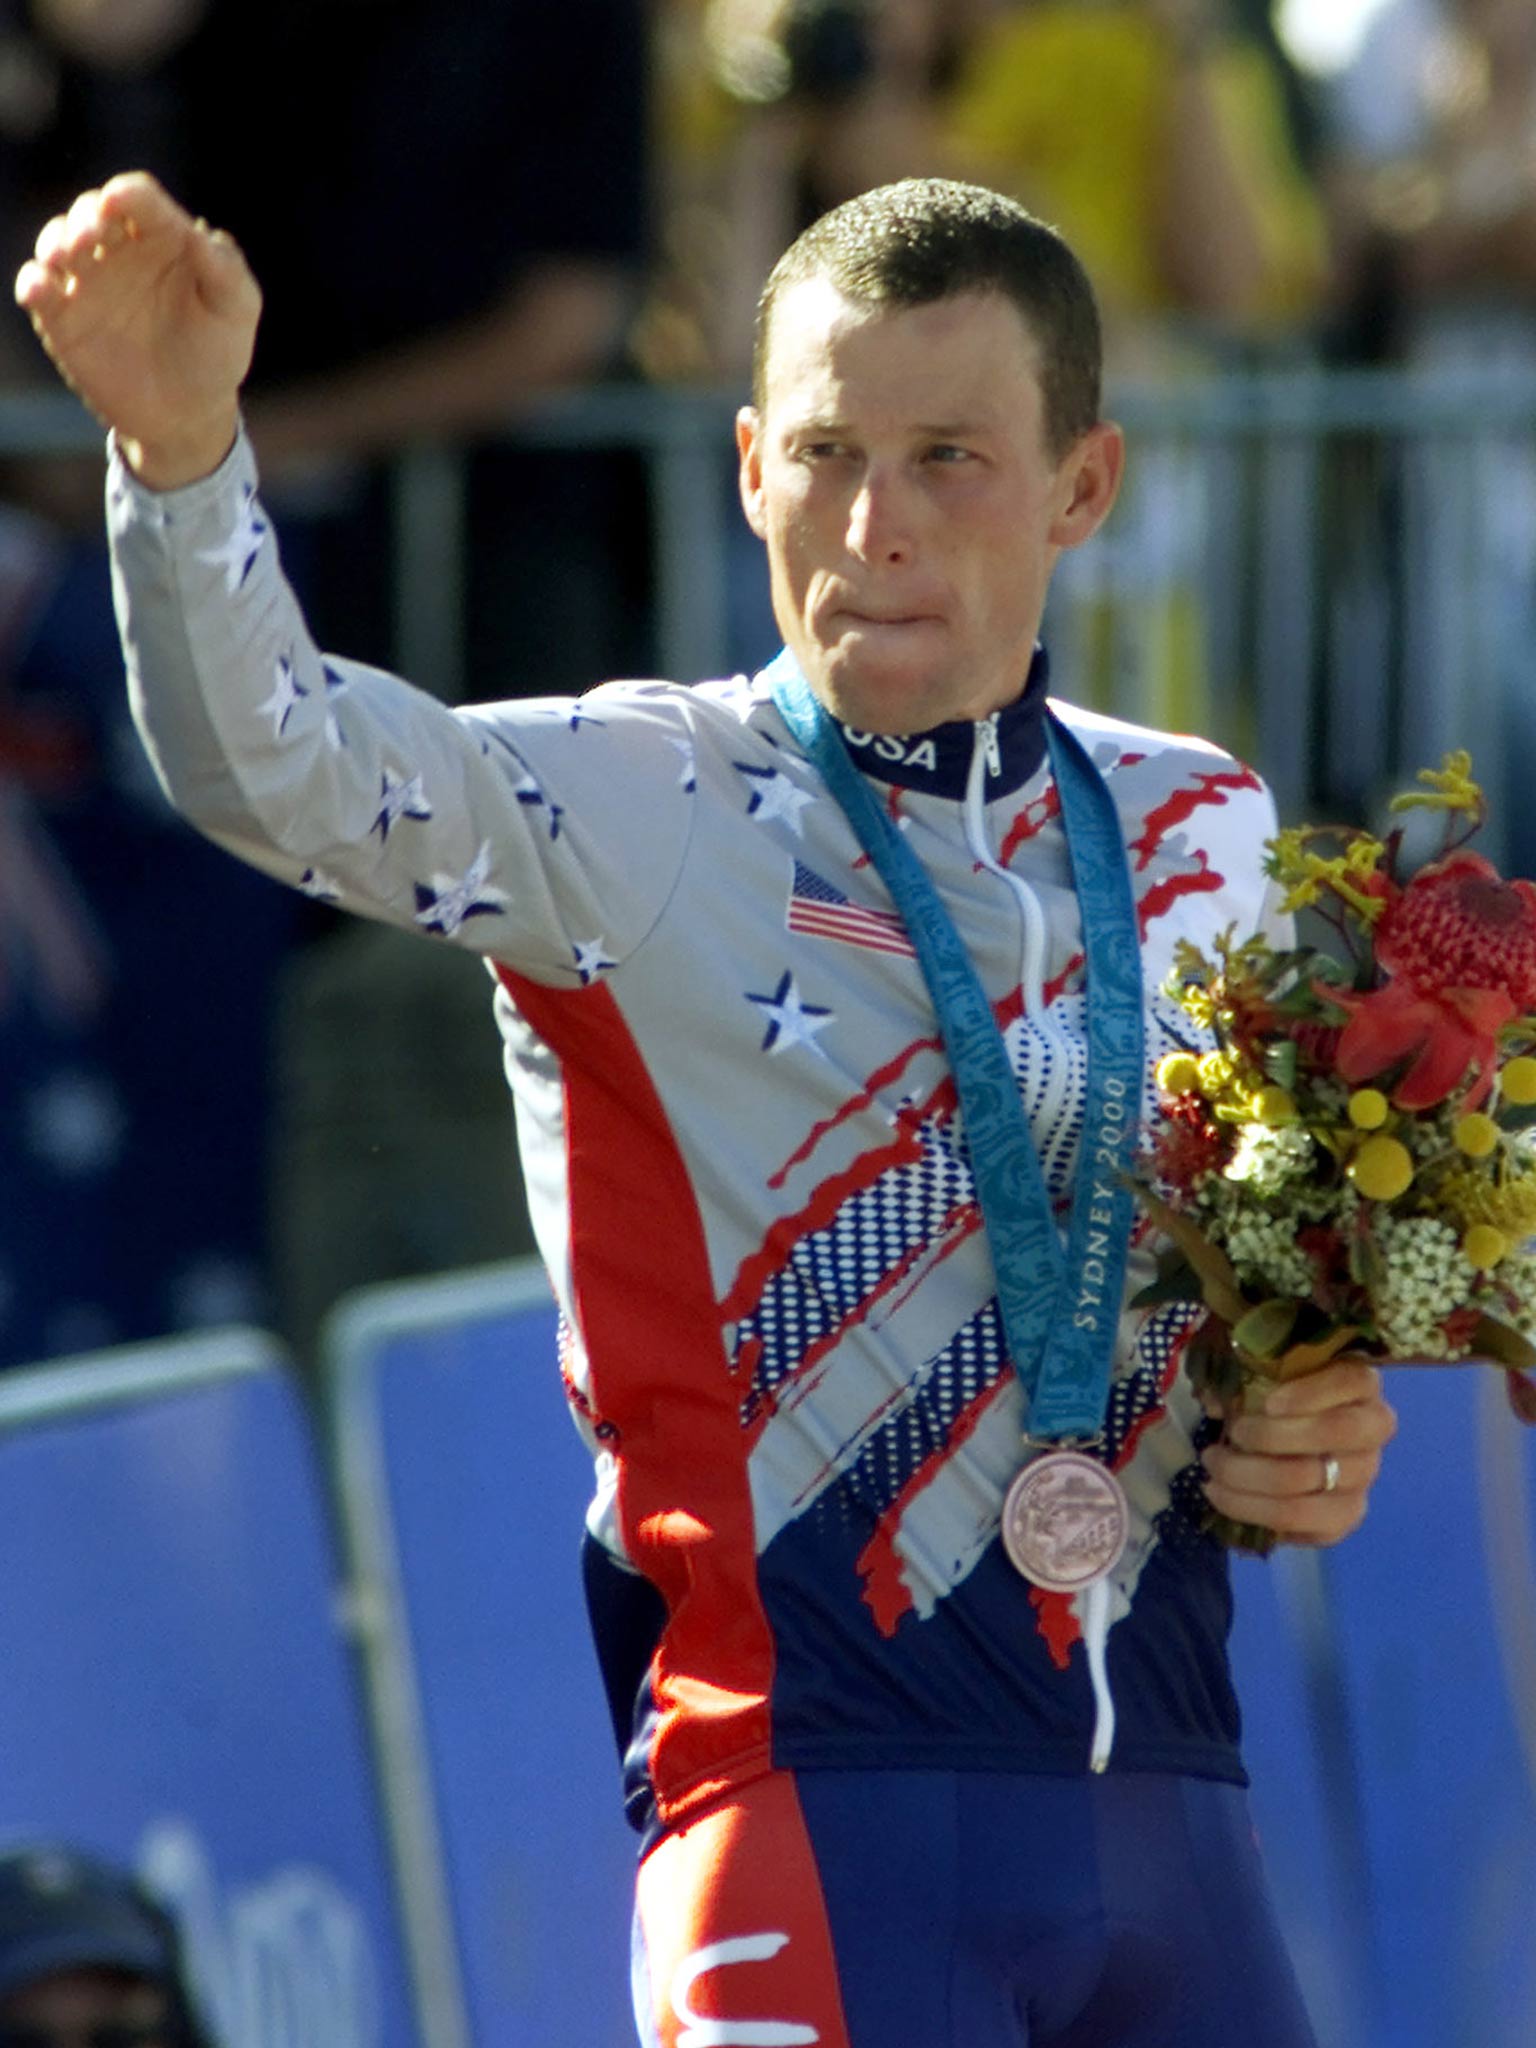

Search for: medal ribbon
xmin=768 ymin=655 xmax=1144 ymax=1444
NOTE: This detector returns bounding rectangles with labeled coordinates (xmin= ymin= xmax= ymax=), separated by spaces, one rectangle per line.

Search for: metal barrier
xmin=7 ymin=364 xmax=1536 ymax=843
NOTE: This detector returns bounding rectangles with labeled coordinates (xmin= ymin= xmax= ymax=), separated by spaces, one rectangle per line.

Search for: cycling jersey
xmin=111 ymin=430 xmax=1284 ymax=1845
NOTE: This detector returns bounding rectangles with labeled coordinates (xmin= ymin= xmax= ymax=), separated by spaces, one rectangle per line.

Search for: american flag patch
xmin=786 ymin=861 xmax=915 ymax=958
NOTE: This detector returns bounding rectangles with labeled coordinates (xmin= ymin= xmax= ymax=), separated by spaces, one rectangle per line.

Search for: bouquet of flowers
xmin=1135 ymin=752 xmax=1536 ymax=1551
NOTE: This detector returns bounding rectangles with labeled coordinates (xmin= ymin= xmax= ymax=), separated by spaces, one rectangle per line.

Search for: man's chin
xmin=801 ymin=651 xmax=956 ymax=736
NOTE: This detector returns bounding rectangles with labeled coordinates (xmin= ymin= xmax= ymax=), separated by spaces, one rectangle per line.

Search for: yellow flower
xmin=1348 ymin=1135 xmax=1415 ymax=1201
xmin=1500 ymin=1056 xmax=1536 ymax=1106
xmin=1463 ymin=1224 xmax=1508 ymax=1270
xmin=1453 ymin=1112 xmax=1500 ymax=1159
xmin=1441 ymin=1169 xmax=1536 ymax=1240
xmin=1388 ymin=749 xmax=1482 ymax=818
xmin=1278 ymin=877 xmax=1321 ymax=914
xmin=1344 ymin=835 xmax=1386 ymax=876
xmin=1250 ymin=1086 xmax=1295 ymax=1125
xmin=1266 ymin=827 xmax=1310 ymax=880
xmin=1155 ymin=1052 xmax=1203 ymax=1096
xmin=1196 ymin=1051 xmax=1234 ymax=1095
xmin=1346 ymin=1088 xmax=1390 ymax=1130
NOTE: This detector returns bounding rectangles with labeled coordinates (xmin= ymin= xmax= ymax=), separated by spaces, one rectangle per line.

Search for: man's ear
xmin=736 ymin=405 xmax=769 ymax=540
xmin=1047 ymin=420 xmax=1126 ymax=552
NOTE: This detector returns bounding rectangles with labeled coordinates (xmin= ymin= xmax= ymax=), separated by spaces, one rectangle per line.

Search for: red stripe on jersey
xmin=495 ymin=965 xmax=777 ymax=1827
xmin=744 ymin=1200 xmax=984 ymax=1457
xmin=854 ymin=1373 xmax=1012 ymax=1636
xmin=997 ymin=785 xmax=1060 ymax=867
xmin=1129 ymin=765 xmax=1261 ymax=870
xmin=725 ymin=1087 xmax=959 ymax=1325
xmin=767 ymin=1032 xmax=944 ymax=1189
xmin=1136 ymin=850 xmax=1224 ymax=930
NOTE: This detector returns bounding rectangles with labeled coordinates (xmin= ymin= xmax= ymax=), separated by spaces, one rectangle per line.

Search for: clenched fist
xmin=15 ymin=169 xmax=261 ymax=489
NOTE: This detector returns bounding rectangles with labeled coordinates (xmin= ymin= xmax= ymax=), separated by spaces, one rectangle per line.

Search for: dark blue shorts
xmin=632 ymin=1767 xmax=1317 ymax=2048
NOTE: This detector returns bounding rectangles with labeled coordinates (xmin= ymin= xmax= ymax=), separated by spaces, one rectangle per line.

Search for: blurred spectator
xmin=640 ymin=0 xmax=977 ymax=385
xmin=939 ymin=0 xmax=1328 ymax=735
xmin=0 ymin=1843 xmax=212 ymax=2047
xmin=0 ymin=0 xmax=648 ymax=1368
xmin=1326 ymin=0 xmax=1536 ymax=871
xmin=0 ymin=0 xmax=291 ymax=1368
xmin=942 ymin=0 xmax=1326 ymax=361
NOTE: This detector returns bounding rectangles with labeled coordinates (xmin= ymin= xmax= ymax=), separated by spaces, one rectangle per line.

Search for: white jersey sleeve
xmin=108 ymin=426 xmax=696 ymax=988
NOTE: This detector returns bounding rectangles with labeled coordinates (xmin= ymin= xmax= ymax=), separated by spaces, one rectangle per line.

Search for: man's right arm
xmin=18 ymin=174 xmax=697 ymax=983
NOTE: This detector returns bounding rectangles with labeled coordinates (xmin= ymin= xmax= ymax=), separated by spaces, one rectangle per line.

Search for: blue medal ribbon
xmin=768 ymin=655 xmax=1144 ymax=1446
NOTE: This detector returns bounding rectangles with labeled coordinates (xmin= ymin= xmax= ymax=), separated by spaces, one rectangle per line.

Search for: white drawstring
xmin=1084 ymin=1575 xmax=1117 ymax=1772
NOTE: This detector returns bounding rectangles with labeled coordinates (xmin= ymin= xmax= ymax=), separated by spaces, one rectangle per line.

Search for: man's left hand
xmin=1200 ymin=1359 xmax=1398 ymax=1546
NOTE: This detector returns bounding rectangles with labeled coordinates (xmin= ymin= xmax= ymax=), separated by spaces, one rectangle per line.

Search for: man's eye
xmin=924 ymin=443 xmax=973 ymax=464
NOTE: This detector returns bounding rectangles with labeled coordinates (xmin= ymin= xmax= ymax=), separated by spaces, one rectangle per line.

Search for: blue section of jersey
xmin=756 ymin=1488 xmax=1245 ymax=1790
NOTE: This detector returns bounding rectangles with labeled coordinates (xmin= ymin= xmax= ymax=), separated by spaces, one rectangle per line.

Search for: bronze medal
xmin=1001 ymin=1449 xmax=1129 ymax=1594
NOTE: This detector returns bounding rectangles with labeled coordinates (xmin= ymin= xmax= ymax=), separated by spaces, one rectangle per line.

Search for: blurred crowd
xmin=3 ymin=0 xmax=1536 ymax=1372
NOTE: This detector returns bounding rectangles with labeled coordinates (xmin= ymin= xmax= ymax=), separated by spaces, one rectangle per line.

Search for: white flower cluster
xmin=1223 ymin=1122 xmax=1315 ymax=1197
xmin=1372 ymin=1213 xmax=1476 ymax=1359
xmin=1493 ymin=1248 xmax=1536 ymax=1339
xmin=1204 ymin=1193 xmax=1315 ymax=1297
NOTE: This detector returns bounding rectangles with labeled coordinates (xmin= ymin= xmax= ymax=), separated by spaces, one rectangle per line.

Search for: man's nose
xmin=846 ymin=468 xmax=914 ymax=564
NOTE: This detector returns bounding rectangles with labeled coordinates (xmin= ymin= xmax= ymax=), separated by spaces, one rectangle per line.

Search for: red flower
xmin=1153 ymin=1094 xmax=1225 ymax=1191
xmin=1375 ymin=852 xmax=1536 ymax=1007
xmin=1329 ymin=979 xmax=1514 ymax=1109
xmin=1326 ymin=851 xmax=1536 ymax=1108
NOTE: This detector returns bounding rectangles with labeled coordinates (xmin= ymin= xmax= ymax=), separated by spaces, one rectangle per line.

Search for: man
xmin=17 ymin=172 xmax=1395 ymax=2047
xmin=0 ymin=1844 xmax=210 ymax=2048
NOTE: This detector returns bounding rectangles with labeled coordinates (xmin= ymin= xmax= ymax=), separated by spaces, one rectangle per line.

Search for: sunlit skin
xmin=736 ymin=276 xmax=1125 ymax=736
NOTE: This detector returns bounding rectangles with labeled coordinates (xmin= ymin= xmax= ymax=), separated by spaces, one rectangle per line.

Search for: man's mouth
xmin=836 ymin=607 xmax=941 ymax=629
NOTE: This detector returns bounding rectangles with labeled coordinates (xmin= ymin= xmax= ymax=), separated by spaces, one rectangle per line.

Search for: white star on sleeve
xmin=256 ymin=653 xmax=308 ymax=737
xmin=372 ymin=768 xmax=434 ymax=841
xmin=571 ymin=937 xmax=616 ymax=984
xmin=745 ymin=969 xmax=834 ymax=1056
xmin=196 ymin=484 xmax=269 ymax=593
xmin=412 ymin=841 xmax=510 ymax=937
xmin=669 ymin=735 xmax=698 ymax=793
xmin=736 ymin=762 xmax=816 ymax=832
xmin=300 ymin=867 xmax=343 ymax=902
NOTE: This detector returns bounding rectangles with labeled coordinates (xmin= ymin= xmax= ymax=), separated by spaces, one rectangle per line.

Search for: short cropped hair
xmin=751 ymin=178 xmax=1102 ymax=458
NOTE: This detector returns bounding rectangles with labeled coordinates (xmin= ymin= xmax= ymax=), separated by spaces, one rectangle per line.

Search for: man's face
xmin=737 ymin=276 xmax=1122 ymax=734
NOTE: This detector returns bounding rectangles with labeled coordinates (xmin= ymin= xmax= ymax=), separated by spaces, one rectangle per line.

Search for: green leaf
xmin=1272 ymin=1323 xmax=1365 ymax=1379
xmin=1468 ymin=1313 xmax=1536 ymax=1373
xmin=1232 ymin=1297 xmax=1301 ymax=1361
xmin=1129 ymin=1248 xmax=1207 ymax=1310
xmin=1263 ymin=1039 xmax=1298 ymax=1090
xmin=1350 ymin=1225 xmax=1386 ymax=1294
xmin=1186 ymin=1316 xmax=1249 ymax=1406
xmin=1132 ymin=1186 xmax=1249 ymax=1326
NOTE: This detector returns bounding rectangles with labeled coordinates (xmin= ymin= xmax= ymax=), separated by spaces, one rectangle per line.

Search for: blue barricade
xmin=0 ymin=1331 xmax=420 ymax=2048
xmin=324 ymin=1262 xmax=636 ymax=2048
xmin=1234 ymin=1362 xmax=1536 ymax=2048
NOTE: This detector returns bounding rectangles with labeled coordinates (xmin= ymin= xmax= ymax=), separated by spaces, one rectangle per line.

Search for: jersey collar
xmin=828 ymin=645 xmax=1051 ymax=800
